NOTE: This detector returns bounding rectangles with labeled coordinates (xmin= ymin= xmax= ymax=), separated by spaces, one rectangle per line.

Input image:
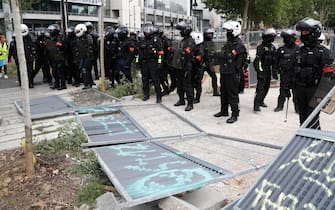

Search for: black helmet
xmin=262 ymin=28 xmax=276 ymax=43
xmin=157 ymin=27 xmax=164 ymax=38
xmin=176 ymin=21 xmax=192 ymax=37
xmin=84 ymin=21 xmax=94 ymax=32
xmin=47 ymin=24 xmax=60 ymax=37
xmin=203 ymin=27 xmax=215 ymax=41
xmin=296 ymin=17 xmax=321 ymax=45
xmin=105 ymin=26 xmax=115 ymax=40
xmin=142 ymin=23 xmax=155 ymax=38
xmin=66 ymin=26 xmax=76 ymax=38
xmin=115 ymin=26 xmax=128 ymax=41
xmin=280 ymin=29 xmax=296 ymax=46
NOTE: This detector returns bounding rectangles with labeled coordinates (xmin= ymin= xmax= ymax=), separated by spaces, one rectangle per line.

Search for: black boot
xmin=185 ymin=104 xmax=193 ymax=111
xmin=142 ymin=96 xmax=149 ymax=101
xmin=260 ymin=102 xmax=268 ymax=107
xmin=194 ymin=93 xmax=201 ymax=104
xmin=226 ymin=116 xmax=238 ymax=123
xmin=274 ymin=106 xmax=283 ymax=112
xmin=214 ymin=111 xmax=229 ymax=117
xmin=174 ymin=100 xmax=185 ymax=106
xmin=254 ymin=106 xmax=261 ymax=112
xmin=156 ymin=97 xmax=162 ymax=103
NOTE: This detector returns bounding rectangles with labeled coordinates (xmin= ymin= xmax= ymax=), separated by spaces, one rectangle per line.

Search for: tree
xmin=313 ymin=0 xmax=335 ymax=25
xmin=18 ymin=0 xmax=39 ymax=10
xmin=202 ymin=0 xmax=333 ymax=29
xmin=11 ymin=0 xmax=35 ymax=178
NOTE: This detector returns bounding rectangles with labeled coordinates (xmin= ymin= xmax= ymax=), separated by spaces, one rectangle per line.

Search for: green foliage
xmin=107 ymin=65 xmax=144 ymax=98
xmin=107 ymin=78 xmax=142 ymax=98
xmin=6 ymin=63 xmax=17 ymax=76
xmin=72 ymin=153 xmax=110 ymax=185
xmin=19 ymin=0 xmax=40 ymax=10
xmin=34 ymin=120 xmax=87 ymax=157
xmin=76 ymin=181 xmax=105 ymax=205
xmin=203 ymin=0 xmax=335 ymax=28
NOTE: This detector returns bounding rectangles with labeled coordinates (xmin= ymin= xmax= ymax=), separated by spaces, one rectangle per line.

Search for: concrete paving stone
xmin=180 ymin=185 xmax=229 ymax=210
xmin=0 ymin=132 xmax=25 ymax=143
xmin=0 ymin=139 xmax=21 ymax=151
xmin=0 ymin=127 xmax=24 ymax=137
xmin=0 ymin=122 xmax=23 ymax=131
xmin=159 ymin=196 xmax=199 ymax=210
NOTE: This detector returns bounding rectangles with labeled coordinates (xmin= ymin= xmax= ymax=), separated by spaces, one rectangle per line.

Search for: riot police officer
xmin=8 ymin=24 xmax=36 ymax=88
xmin=104 ymin=26 xmax=119 ymax=87
xmin=138 ymin=23 xmax=163 ymax=103
xmin=34 ymin=28 xmax=52 ymax=84
xmin=214 ymin=20 xmax=247 ymax=123
xmin=65 ymin=26 xmax=81 ymax=87
xmin=115 ymin=26 xmax=134 ymax=82
xmin=294 ymin=17 xmax=334 ymax=128
xmin=157 ymin=27 xmax=172 ymax=96
xmin=253 ymin=28 xmax=277 ymax=112
xmin=46 ymin=24 xmax=66 ymax=90
xmin=85 ymin=22 xmax=99 ymax=80
xmin=174 ymin=21 xmax=196 ymax=111
xmin=203 ymin=27 xmax=220 ymax=96
xmin=74 ymin=23 xmax=94 ymax=89
xmin=274 ymin=29 xmax=299 ymax=112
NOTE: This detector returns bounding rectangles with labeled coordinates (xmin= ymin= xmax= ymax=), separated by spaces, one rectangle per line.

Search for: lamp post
xmin=129 ymin=0 xmax=133 ymax=28
xmin=190 ymin=0 xmax=198 ymax=30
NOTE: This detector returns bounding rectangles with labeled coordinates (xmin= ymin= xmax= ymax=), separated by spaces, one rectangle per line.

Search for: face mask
xmin=283 ymin=37 xmax=295 ymax=46
xmin=227 ymin=31 xmax=234 ymax=41
xmin=263 ymin=36 xmax=274 ymax=43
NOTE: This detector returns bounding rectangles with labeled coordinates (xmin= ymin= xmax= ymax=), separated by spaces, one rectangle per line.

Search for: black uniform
xmin=65 ymin=29 xmax=81 ymax=87
xmin=46 ymin=34 xmax=66 ymax=90
xmin=138 ymin=32 xmax=163 ymax=103
xmin=9 ymin=35 xmax=36 ymax=88
xmin=76 ymin=33 xmax=94 ymax=89
xmin=194 ymin=39 xmax=219 ymax=101
xmin=274 ymin=43 xmax=299 ymax=112
xmin=294 ymin=17 xmax=334 ymax=129
xmin=104 ymin=29 xmax=119 ymax=87
xmin=115 ymin=39 xmax=134 ymax=82
xmin=160 ymin=34 xmax=173 ymax=95
xmin=175 ymin=36 xmax=196 ymax=111
xmin=216 ymin=37 xmax=246 ymax=122
xmin=34 ymin=33 xmax=52 ymax=83
xmin=253 ymin=39 xmax=277 ymax=111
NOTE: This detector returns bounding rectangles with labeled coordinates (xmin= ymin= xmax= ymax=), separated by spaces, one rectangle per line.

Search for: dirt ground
xmin=0 ymin=148 xmax=83 ymax=209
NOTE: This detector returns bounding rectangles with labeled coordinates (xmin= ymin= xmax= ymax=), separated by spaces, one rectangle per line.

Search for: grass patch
xmin=34 ymin=120 xmax=87 ymax=157
xmin=72 ymin=153 xmax=110 ymax=184
xmin=76 ymin=180 xmax=105 ymax=205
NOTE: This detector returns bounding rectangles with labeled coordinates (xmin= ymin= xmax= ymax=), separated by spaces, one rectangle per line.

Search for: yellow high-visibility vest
xmin=0 ymin=42 xmax=8 ymax=60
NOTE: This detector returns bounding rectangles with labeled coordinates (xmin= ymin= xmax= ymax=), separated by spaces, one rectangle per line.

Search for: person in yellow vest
xmin=0 ymin=33 xmax=8 ymax=79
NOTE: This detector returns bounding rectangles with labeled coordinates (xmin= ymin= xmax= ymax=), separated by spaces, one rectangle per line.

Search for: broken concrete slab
xmin=180 ymin=186 xmax=229 ymax=210
xmin=159 ymin=196 xmax=199 ymax=210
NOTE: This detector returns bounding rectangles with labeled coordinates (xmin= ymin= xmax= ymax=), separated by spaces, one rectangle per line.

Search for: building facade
xmin=0 ymin=0 xmax=222 ymax=40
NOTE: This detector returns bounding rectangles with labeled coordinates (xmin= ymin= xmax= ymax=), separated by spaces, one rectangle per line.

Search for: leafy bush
xmin=76 ymin=181 xmax=105 ymax=205
xmin=34 ymin=120 xmax=87 ymax=157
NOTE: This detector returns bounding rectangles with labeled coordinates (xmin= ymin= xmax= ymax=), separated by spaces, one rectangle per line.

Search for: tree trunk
xmin=99 ymin=0 xmax=106 ymax=91
xmin=10 ymin=0 xmax=35 ymax=178
xmin=242 ymin=0 xmax=249 ymax=34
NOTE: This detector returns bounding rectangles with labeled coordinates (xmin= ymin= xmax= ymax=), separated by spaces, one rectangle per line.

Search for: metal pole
xmin=284 ymin=97 xmax=289 ymax=123
xmin=99 ymin=0 xmax=106 ymax=91
xmin=10 ymin=0 xmax=35 ymax=177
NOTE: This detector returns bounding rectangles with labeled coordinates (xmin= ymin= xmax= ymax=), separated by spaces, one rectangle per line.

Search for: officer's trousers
xmin=220 ymin=73 xmax=239 ymax=117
